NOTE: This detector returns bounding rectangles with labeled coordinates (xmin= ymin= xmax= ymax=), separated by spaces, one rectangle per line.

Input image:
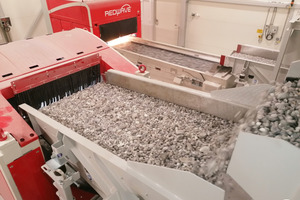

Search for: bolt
xmin=87 ymin=174 xmax=92 ymax=181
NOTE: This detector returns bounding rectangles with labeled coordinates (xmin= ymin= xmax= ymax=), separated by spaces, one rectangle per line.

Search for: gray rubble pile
xmin=241 ymin=80 xmax=300 ymax=147
xmin=40 ymin=83 xmax=236 ymax=185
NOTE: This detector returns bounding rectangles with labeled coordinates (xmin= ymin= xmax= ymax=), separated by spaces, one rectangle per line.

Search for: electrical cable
xmin=182 ymin=69 xmax=205 ymax=82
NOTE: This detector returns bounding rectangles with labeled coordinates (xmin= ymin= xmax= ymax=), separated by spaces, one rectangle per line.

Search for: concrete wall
xmin=0 ymin=0 xmax=49 ymax=42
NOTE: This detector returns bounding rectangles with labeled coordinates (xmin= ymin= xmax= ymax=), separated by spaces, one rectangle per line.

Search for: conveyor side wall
xmin=105 ymin=69 xmax=249 ymax=122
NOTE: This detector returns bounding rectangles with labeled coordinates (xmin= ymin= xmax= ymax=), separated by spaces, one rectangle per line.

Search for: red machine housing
xmin=46 ymin=0 xmax=141 ymax=41
xmin=0 ymin=29 xmax=137 ymax=199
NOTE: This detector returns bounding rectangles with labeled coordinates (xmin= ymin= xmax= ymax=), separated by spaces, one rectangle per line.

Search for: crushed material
xmin=40 ymin=82 xmax=236 ymax=185
xmin=115 ymin=42 xmax=216 ymax=72
xmin=241 ymin=80 xmax=300 ymax=147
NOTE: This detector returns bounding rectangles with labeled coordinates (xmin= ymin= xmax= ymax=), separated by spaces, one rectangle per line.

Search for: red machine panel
xmin=8 ymin=147 xmax=58 ymax=200
xmin=46 ymin=0 xmax=141 ymax=41
xmin=11 ymin=54 xmax=100 ymax=95
xmin=0 ymin=94 xmax=38 ymax=147
xmin=0 ymin=29 xmax=137 ymax=145
xmin=0 ymin=29 xmax=137 ymax=99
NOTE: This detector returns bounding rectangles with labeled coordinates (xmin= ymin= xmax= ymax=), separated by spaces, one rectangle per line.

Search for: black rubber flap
xmin=100 ymin=17 xmax=137 ymax=42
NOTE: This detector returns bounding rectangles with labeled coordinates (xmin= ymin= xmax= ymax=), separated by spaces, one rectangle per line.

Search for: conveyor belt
xmin=116 ymin=42 xmax=217 ymax=72
xmin=40 ymin=82 xmax=236 ymax=186
xmin=230 ymin=52 xmax=277 ymax=66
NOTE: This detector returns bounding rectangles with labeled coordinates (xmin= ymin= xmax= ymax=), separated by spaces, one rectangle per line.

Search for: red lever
xmin=0 ymin=128 xmax=7 ymax=141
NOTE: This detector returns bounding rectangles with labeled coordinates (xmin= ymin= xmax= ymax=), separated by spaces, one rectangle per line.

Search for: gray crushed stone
xmin=115 ymin=42 xmax=216 ymax=72
xmin=241 ymin=80 xmax=300 ymax=147
xmin=40 ymin=79 xmax=300 ymax=189
xmin=40 ymin=82 xmax=236 ymax=186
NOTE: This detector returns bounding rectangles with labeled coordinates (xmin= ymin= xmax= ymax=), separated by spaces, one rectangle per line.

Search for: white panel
xmin=282 ymin=30 xmax=300 ymax=65
xmin=0 ymin=32 xmax=5 ymax=44
xmin=0 ymin=0 xmax=48 ymax=41
xmin=141 ymin=0 xmax=155 ymax=40
xmin=228 ymin=132 xmax=300 ymax=200
xmin=129 ymin=161 xmax=225 ymax=200
xmin=292 ymin=187 xmax=300 ymax=200
xmin=185 ymin=1 xmax=290 ymax=55
xmin=0 ymin=1 xmax=6 ymax=44
xmin=155 ymin=0 xmax=180 ymax=45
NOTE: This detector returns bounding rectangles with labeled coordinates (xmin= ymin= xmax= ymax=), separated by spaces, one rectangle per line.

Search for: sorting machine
xmin=0 ymin=29 xmax=139 ymax=200
xmin=1 ymin=1 xmax=300 ymax=199
xmin=45 ymin=0 xmax=238 ymax=93
xmin=1 ymin=28 xmax=247 ymax=200
xmin=44 ymin=0 xmax=299 ymax=92
xmin=0 ymin=28 xmax=243 ymax=200
xmin=1 ymin=29 xmax=299 ymax=200
xmin=46 ymin=0 xmax=141 ymax=42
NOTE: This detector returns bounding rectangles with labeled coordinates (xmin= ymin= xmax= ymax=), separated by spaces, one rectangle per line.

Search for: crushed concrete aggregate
xmin=40 ymin=82 xmax=236 ymax=185
xmin=241 ymin=80 xmax=300 ymax=147
xmin=40 ymin=78 xmax=299 ymax=190
xmin=116 ymin=42 xmax=216 ymax=72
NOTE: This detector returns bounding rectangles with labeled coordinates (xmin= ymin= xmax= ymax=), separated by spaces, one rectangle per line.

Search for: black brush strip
xmin=15 ymin=64 xmax=101 ymax=109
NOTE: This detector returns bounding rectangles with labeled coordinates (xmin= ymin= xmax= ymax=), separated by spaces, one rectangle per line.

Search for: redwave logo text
xmin=105 ymin=4 xmax=131 ymax=17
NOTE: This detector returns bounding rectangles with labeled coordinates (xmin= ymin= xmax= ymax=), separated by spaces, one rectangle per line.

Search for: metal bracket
xmin=41 ymin=139 xmax=80 ymax=200
xmin=42 ymin=163 xmax=80 ymax=200
xmin=0 ymin=17 xmax=11 ymax=28
xmin=0 ymin=17 xmax=12 ymax=43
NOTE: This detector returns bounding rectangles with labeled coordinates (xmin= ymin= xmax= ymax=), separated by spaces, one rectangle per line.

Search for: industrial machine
xmin=44 ymin=0 xmax=238 ymax=93
xmin=113 ymin=37 xmax=236 ymax=92
xmin=0 ymin=29 xmax=139 ymax=200
xmin=44 ymin=0 xmax=300 ymax=92
xmin=1 ymin=1 xmax=300 ymax=199
xmin=1 ymin=28 xmax=299 ymax=200
xmin=46 ymin=0 xmax=141 ymax=42
xmin=1 ymin=28 xmax=249 ymax=200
